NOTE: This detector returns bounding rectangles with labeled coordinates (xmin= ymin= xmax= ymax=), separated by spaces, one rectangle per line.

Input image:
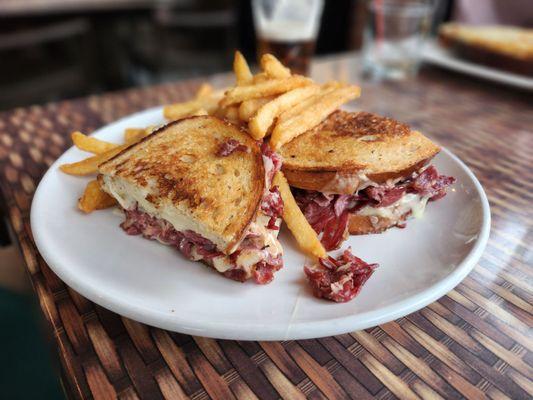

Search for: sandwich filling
xmin=294 ymin=165 xmax=456 ymax=250
xmin=102 ymin=143 xmax=284 ymax=284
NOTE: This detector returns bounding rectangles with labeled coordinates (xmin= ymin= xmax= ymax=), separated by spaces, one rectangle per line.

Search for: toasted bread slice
xmin=99 ymin=116 xmax=265 ymax=253
xmin=439 ymin=23 xmax=533 ymax=76
xmin=279 ymin=111 xmax=440 ymax=193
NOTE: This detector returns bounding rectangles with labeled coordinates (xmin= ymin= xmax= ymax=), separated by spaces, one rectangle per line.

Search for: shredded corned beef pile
xmin=294 ymin=166 xmax=455 ymax=251
xmin=121 ymin=206 xmax=283 ymax=284
xmin=121 ymin=208 xmax=222 ymax=259
xmin=304 ymin=248 xmax=378 ymax=303
xmin=261 ymin=187 xmax=283 ymax=230
xmin=261 ymin=141 xmax=282 ymax=186
xmin=225 ymin=252 xmax=283 ymax=284
xmin=258 ymin=142 xmax=284 ymax=229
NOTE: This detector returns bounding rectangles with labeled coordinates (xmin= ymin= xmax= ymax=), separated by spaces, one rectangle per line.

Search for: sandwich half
xmin=99 ymin=116 xmax=284 ymax=284
xmin=279 ymin=110 xmax=455 ymax=250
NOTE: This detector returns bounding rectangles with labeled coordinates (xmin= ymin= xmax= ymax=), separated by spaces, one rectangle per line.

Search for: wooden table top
xmin=0 ymin=54 xmax=532 ymax=400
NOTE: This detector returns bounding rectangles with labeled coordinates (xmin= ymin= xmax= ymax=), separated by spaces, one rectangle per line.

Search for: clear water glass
xmin=362 ymin=0 xmax=434 ymax=80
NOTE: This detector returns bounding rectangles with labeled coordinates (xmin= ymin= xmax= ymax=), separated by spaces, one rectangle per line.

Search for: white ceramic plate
xmin=423 ymin=40 xmax=533 ymax=91
xmin=31 ymin=107 xmax=490 ymax=340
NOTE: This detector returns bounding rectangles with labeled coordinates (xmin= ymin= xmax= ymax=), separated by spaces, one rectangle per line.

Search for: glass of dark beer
xmin=252 ymin=0 xmax=324 ymax=75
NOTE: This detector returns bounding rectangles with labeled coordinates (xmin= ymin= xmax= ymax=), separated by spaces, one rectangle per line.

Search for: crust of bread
xmin=348 ymin=212 xmax=409 ymax=235
xmin=283 ymin=158 xmax=431 ymax=193
xmin=279 ymin=111 xmax=440 ymax=193
xmin=99 ymin=116 xmax=264 ymax=253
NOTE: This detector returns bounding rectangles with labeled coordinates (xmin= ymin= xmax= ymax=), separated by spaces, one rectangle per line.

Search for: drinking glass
xmin=252 ymin=0 xmax=324 ymax=75
xmin=362 ymin=0 xmax=434 ymax=80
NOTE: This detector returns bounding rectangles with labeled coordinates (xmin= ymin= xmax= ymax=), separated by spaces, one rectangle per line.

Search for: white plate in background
xmin=31 ymin=107 xmax=490 ymax=340
xmin=423 ymin=40 xmax=533 ymax=91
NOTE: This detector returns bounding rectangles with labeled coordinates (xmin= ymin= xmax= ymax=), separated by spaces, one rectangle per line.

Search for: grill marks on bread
xmin=328 ymin=111 xmax=410 ymax=138
xmin=279 ymin=110 xmax=440 ymax=174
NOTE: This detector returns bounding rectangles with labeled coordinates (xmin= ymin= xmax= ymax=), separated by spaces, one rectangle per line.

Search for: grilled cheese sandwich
xmin=99 ymin=116 xmax=285 ymax=284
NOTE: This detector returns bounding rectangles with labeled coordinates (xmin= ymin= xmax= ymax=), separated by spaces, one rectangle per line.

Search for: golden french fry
xmin=222 ymin=106 xmax=240 ymax=124
xmin=195 ymin=83 xmax=213 ymax=100
xmin=273 ymin=171 xmax=326 ymax=259
xmin=248 ymin=85 xmax=320 ymax=139
xmin=192 ymin=108 xmax=209 ymax=116
xmin=270 ymin=84 xmax=361 ymax=149
xmin=275 ymin=83 xmax=340 ymax=123
xmin=253 ymin=72 xmax=270 ymax=83
xmin=261 ymin=53 xmax=291 ymax=79
xmin=238 ymin=96 xmax=274 ymax=122
xmin=71 ymin=131 xmax=118 ymax=154
xmin=164 ymin=88 xmax=225 ymax=120
xmin=233 ymin=51 xmax=253 ymax=86
xmin=78 ymin=179 xmax=116 ymax=213
xmin=163 ymin=101 xmax=202 ymax=120
xmin=60 ymin=143 xmax=129 ymax=176
xmin=124 ymin=128 xmax=150 ymax=143
xmin=323 ymin=80 xmax=344 ymax=90
xmin=220 ymin=75 xmax=311 ymax=107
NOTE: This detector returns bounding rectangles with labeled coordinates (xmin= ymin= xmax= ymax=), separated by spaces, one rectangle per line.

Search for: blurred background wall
xmin=0 ymin=0 xmax=456 ymax=111
xmin=2 ymin=0 xmax=533 ymax=111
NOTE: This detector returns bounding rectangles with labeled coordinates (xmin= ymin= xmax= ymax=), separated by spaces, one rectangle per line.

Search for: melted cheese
xmin=358 ymin=193 xmax=430 ymax=220
xmin=209 ymin=217 xmax=282 ymax=276
xmin=103 ymin=177 xmax=283 ymax=277
xmin=102 ymin=175 xmax=200 ymax=236
xmin=322 ymin=171 xmax=373 ymax=194
xmin=212 ymin=256 xmax=233 ymax=273
xmin=322 ymin=171 xmax=408 ymax=195
xmin=234 ymin=216 xmax=283 ymax=275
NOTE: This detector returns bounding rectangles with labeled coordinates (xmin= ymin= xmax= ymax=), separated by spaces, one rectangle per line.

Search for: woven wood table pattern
xmin=0 ymin=55 xmax=532 ymax=400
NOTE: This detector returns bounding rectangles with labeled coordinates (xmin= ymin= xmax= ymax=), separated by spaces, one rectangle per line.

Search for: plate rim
xmin=423 ymin=40 xmax=533 ymax=91
xmin=30 ymin=107 xmax=491 ymax=340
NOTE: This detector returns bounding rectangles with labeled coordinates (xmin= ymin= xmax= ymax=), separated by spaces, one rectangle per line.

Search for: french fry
xmin=195 ymin=83 xmax=213 ymax=100
xmin=275 ymin=83 xmax=340 ymax=123
xmin=164 ymin=87 xmax=224 ymax=120
xmin=192 ymin=108 xmax=209 ymax=116
xmin=322 ymin=80 xmax=344 ymax=90
xmin=220 ymin=75 xmax=311 ymax=107
xmin=253 ymin=72 xmax=270 ymax=83
xmin=238 ymin=96 xmax=274 ymax=122
xmin=124 ymin=128 xmax=150 ymax=143
xmin=248 ymin=85 xmax=320 ymax=139
xmin=71 ymin=131 xmax=118 ymax=154
xmin=261 ymin=53 xmax=291 ymax=79
xmin=124 ymin=125 xmax=159 ymax=143
xmin=270 ymin=84 xmax=361 ymax=149
xmin=60 ymin=143 xmax=130 ymax=176
xmin=233 ymin=51 xmax=253 ymax=86
xmin=163 ymin=101 xmax=202 ymax=120
xmin=273 ymin=171 xmax=326 ymax=259
xmin=78 ymin=179 xmax=116 ymax=213
xmin=222 ymin=106 xmax=240 ymax=124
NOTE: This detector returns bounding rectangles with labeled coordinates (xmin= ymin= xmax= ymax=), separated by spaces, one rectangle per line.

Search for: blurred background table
xmin=0 ymin=54 xmax=532 ymax=399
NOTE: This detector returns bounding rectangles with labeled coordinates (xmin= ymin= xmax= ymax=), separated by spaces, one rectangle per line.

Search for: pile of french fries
xmin=61 ymin=52 xmax=360 ymax=259
xmin=164 ymin=52 xmax=360 ymax=150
